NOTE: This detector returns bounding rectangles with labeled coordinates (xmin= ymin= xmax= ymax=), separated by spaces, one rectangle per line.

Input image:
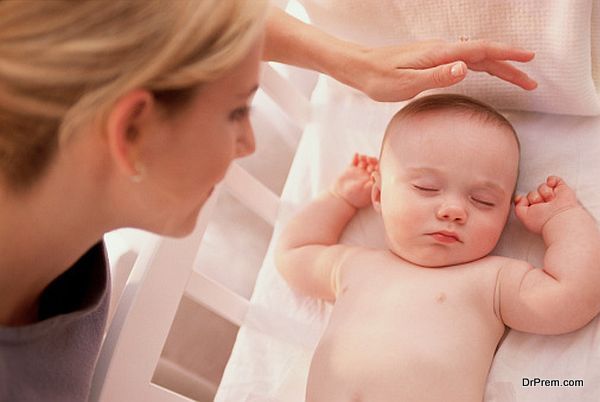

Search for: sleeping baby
xmin=275 ymin=94 xmax=600 ymax=402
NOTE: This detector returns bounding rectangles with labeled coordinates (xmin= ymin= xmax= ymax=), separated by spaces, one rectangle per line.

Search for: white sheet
xmin=216 ymin=74 xmax=600 ymax=402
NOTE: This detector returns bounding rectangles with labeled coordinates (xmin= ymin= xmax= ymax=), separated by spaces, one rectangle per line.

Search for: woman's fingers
xmin=438 ymin=39 xmax=535 ymax=64
xmin=405 ymin=59 xmax=535 ymax=93
xmin=468 ymin=59 xmax=537 ymax=90
xmin=414 ymin=40 xmax=537 ymax=90
xmin=401 ymin=62 xmax=467 ymax=96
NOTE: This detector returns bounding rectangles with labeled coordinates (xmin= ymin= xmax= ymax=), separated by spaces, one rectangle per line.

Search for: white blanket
xmin=216 ymin=74 xmax=600 ymax=402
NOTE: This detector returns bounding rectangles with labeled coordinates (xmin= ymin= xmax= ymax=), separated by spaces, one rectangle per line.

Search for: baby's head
xmin=372 ymin=94 xmax=520 ymax=268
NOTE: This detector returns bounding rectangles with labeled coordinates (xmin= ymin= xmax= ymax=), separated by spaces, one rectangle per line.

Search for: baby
xmin=275 ymin=94 xmax=600 ymax=402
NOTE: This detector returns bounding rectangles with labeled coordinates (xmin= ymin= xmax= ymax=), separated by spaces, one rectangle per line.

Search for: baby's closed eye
xmin=470 ymin=195 xmax=496 ymax=207
xmin=469 ymin=192 xmax=498 ymax=208
xmin=412 ymin=184 xmax=440 ymax=192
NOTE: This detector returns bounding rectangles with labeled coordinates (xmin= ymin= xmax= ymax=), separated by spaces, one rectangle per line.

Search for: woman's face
xmin=137 ymin=39 xmax=263 ymax=237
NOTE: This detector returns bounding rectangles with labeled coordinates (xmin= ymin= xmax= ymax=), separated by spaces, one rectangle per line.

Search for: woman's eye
xmin=229 ymin=106 xmax=250 ymax=122
xmin=413 ymin=185 xmax=439 ymax=192
xmin=471 ymin=197 xmax=495 ymax=207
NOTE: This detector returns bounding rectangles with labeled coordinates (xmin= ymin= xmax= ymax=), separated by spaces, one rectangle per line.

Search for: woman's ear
xmin=105 ymin=89 xmax=155 ymax=182
xmin=371 ymin=170 xmax=382 ymax=213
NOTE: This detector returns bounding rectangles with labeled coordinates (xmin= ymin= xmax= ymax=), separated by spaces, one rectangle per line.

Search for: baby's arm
xmin=275 ymin=154 xmax=378 ymax=302
xmin=498 ymin=176 xmax=600 ymax=334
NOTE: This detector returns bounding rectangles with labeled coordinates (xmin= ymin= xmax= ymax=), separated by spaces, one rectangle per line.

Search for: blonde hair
xmin=0 ymin=0 xmax=267 ymax=191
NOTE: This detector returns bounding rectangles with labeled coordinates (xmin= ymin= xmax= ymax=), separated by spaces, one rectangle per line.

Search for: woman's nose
xmin=436 ymin=202 xmax=467 ymax=223
xmin=235 ymin=122 xmax=256 ymax=158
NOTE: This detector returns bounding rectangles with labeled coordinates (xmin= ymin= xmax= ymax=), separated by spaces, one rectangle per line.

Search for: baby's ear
xmin=371 ymin=171 xmax=382 ymax=213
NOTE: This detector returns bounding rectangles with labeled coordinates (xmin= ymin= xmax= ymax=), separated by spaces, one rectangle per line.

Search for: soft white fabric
xmin=300 ymin=0 xmax=600 ymax=116
xmin=216 ymin=73 xmax=600 ymax=402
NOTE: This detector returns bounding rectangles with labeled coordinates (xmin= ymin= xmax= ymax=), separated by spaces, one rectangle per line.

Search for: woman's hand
xmin=339 ymin=39 xmax=537 ymax=102
xmin=265 ymin=8 xmax=537 ymax=102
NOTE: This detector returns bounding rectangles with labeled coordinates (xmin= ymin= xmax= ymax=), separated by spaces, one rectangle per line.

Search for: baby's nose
xmin=436 ymin=203 xmax=467 ymax=223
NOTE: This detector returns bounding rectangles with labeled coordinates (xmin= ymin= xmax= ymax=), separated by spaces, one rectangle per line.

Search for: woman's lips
xmin=429 ymin=231 xmax=461 ymax=243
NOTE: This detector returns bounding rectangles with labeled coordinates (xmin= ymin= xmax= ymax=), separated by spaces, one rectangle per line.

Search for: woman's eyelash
xmin=413 ymin=185 xmax=438 ymax=192
xmin=229 ymin=106 xmax=251 ymax=121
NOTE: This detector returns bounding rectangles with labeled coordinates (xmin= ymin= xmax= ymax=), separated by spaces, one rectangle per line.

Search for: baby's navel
xmin=435 ymin=292 xmax=447 ymax=303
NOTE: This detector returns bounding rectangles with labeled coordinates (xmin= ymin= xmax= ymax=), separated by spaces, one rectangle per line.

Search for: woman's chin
xmin=153 ymin=186 xmax=216 ymax=238
xmin=160 ymin=201 xmax=207 ymax=238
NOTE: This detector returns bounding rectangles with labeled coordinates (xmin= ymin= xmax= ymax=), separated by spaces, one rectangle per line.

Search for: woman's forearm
xmin=263 ymin=6 xmax=363 ymax=83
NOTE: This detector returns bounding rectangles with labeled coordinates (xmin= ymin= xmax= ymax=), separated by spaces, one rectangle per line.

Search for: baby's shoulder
xmin=336 ymin=246 xmax=391 ymax=279
xmin=464 ymin=254 xmax=515 ymax=270
xmin=456 ymin=255 xmax=518 ymax=282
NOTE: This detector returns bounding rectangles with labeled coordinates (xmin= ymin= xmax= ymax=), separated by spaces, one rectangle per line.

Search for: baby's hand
xmin=514 ymin=176 xmax=580 ymax=234
xmin=331 ymin=153 xmax=378 ymax=209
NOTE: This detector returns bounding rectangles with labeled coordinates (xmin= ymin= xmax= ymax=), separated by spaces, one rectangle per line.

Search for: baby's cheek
xmin=476 ymin=220 xmax=505 ymax=251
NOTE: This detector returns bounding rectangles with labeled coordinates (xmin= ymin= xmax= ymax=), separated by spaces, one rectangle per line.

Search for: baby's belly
xmin=306 ymin=294 xmax=502 ymax=402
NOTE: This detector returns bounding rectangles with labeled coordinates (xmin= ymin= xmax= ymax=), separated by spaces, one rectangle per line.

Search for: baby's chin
xmin=387 ymin=246 xmax=488 ymax=268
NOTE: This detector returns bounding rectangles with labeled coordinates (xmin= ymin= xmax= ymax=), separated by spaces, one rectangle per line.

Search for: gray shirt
xmin=0 ymin=242 xmax=110 ymax=402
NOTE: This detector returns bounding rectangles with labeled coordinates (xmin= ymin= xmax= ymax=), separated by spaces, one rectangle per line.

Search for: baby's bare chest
xmin=332 ymin=263 xmax=501 ymax=342
xmin=309 ymin=259 xmax=506 ymax=398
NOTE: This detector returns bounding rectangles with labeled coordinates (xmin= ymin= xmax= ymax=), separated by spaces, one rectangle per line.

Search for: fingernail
xmin=451 ymin=62 xmax=466 ymax=78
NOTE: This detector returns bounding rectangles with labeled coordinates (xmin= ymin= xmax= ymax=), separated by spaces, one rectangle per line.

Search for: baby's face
xmin=373 ymin=111 xmax=519 ymax=268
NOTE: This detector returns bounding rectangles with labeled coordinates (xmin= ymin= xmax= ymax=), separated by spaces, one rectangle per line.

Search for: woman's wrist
xmin=316 ymin=36 xmax=369 ymax=90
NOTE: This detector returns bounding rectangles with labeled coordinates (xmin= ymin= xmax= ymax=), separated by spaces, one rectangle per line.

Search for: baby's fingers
xmin=537 ymin=182 xmax=555 ymax=202
xmin=513 ymin=195 xmax=530 ymax=223
xmin=358 ymin=154 xmax=370 ymax=170
xmin=526 ymin=189 xmax=546 ymax=205
xmin=352 ymin=153 xmax=379 ymax=171
xmin=546 ymin=175 xmax=563 ymax=189
xmin=366 ymin=157 xmax=379 ymax=173
xmin=514 ymin=194 xmax=529 ymax=207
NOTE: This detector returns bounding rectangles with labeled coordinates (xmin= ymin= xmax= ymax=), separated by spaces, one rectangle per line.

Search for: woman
xmin=0 ymin=1 xmax=266 ymax=400
xmin=0 ymin=1 xmax=535 ymax=400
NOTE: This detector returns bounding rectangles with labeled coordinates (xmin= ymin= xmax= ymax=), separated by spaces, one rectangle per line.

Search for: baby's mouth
xmin=427 ymin=231 xmax=461 ymax=243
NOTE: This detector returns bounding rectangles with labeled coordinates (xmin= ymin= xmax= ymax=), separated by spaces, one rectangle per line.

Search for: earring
xmin=130 ymin=161 xmax=145 ymax=184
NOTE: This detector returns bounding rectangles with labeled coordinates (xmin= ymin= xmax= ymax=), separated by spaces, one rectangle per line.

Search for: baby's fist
xmin=514 ymin=176 xmax=579 ymax=234
xmin=331 ymin=153 xmax=378 ymax=209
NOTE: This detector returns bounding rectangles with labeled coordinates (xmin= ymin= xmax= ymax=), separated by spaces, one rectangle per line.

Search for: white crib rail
xmin=90 ymin=58 xmax=311 ymax=401
xmin=260 ymin=63 xmax=311 ymax=131
xmin=222 ymin=161 xmax=281 ymax=227
xmin=90 ymin=190 xmax=218 ymax=402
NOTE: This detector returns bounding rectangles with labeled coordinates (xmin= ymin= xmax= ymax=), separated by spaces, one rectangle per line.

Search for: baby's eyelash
xmin=413 ymin=185 xmax=439 ymax=192
xmin=471 ymin=197 xmax=495 ymax=207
